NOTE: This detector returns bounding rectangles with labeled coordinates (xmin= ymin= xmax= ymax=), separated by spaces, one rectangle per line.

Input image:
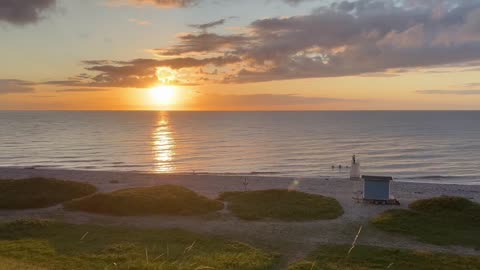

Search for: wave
xmin=400 ymin=175 xmax=468 ymax=180
xmin=56 ymin=159 xmax=106 ymax=164
xmin=249 ymin=171 xmax=282 ymax=175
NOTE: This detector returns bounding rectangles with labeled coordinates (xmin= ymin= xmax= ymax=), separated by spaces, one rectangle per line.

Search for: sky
xmin=1 ymin=0 xmax=480 ymax=110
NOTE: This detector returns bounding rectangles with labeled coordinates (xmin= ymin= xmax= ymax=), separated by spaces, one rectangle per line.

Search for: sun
xmin=149 ymin=85 xmax=176 ymax=106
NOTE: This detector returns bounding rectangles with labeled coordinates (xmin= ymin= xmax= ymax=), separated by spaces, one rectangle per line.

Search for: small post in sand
xmin=243 ymin=177 xmax=249 ymax=191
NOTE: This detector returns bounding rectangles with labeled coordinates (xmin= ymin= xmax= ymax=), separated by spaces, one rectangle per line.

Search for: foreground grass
xmin=0 ymin=219 xmax=279 ymax=270
xmin=0 ymin=256 xmax=49 ymax=270
xmin=219 ymin=190 xmax=343 ymax=221
xmin=288 ymin=245 xmax=480 ymax=270
xmin=65 ymin=185 xmax=224 ymax=216
xmin=0 ymin=178 xmax=96 ymax=209
xmin=371 ymin=196 xmax=480 ymax=249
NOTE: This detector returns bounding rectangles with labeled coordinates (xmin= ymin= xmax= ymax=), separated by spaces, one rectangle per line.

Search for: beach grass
xmin=0 ymin=219 xmax=279 ymax=270
xmin=218 ymin=189 xmax=344 ymax=221
xmin=0 ymin=256 xmax=49 ymax=270
xmin=288 ymin=245 xmax=480 ymax=270
xmin=0 ymin=178 xmax=96 ymax=209
xmin=371 ymin=196 xmax=480 ymax=249
xmin=64 ymin=185 xmax=224 ymax=216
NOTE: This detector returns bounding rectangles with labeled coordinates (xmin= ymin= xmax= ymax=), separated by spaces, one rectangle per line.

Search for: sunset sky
xmin=2 ymin=0 xmax=480 ymax=110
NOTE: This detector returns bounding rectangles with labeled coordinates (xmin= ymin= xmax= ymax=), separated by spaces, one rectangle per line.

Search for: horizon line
xmin=1 ymin=109 xmax=480 ymax=112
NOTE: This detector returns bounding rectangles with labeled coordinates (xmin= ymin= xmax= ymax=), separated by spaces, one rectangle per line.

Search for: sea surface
xmin=1 ymin=111 xmax=479 ymax=184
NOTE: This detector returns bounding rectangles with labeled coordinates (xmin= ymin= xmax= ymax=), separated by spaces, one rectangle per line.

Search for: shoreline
xmin=0 ymin=167 xmax=479 ymax=258
xmin=3 ymin=166 xmax=480 ymax=186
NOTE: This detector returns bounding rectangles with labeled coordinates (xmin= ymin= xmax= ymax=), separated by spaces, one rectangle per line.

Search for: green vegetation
xmin=218 ymin=190 xmax=343 ymax=221
xmin=65 ymin=185 xmax=224 ymax=216
xmin=0 ymin=178 xmax=96 ymax=209
xmin=372 ymin=196 xmax=480 ymax=249
xmin=0 ymin=219 xmax=279 ymax=270
xmin=288 ymin=245 xmax=480 ymax=270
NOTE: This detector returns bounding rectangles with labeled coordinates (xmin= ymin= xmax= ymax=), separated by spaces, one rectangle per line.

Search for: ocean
xmin=1 ymin=111 xmax=479 ymax=184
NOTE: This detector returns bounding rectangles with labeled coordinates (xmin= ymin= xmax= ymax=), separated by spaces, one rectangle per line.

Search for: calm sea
xmin=1 ymin=111 xmax=479 ymax=184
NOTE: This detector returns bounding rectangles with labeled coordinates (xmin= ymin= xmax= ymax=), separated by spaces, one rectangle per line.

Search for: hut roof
xmin=362 ymin=175 xmax=393 ymax=182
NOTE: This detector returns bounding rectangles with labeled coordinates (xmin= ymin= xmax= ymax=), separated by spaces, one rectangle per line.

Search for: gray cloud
xmin=55 ymin=0 xmax=480 ymax=88
xmin=227 ymin=0 xmax=480 ymax=83
xmin=0 ymin=79 xmax=35 ymax=94
xmin=124 ymin=0 xmax=200 ymax=8
xmin=189 ymin=18 xmax=226 ymax=31
xmin=148 ymin=0 xmax=480 ymax=84
xmin=0 ymin=0 xmax=56 ymax=25
xmin=55 ymin=88 xmax=110 ymax=93
xmin=155 ymin=33 xmax=249 ymax=56
xmin=121 ymin=0 xmax=316 ymax=8
xmin=282 ymin=0 xmax=314 ymax=6
xmin=416 ymin=90 xmax=480 ymax=95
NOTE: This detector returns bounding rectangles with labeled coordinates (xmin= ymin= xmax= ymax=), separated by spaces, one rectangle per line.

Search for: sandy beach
xmin=1 ymin=167 xmax=479 ymax=263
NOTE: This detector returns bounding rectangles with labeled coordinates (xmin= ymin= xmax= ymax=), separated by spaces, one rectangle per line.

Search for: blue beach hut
xmin=362 ymin=175 xmax=393 ymax=202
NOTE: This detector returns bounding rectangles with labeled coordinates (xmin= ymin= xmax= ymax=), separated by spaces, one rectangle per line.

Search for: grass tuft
xmin=0 ymin=256 xmax=49 ymax=270
xmin=409 ymin=196 xmax=476 ymax=213
xmin=0 ymin=219 xmax=279 ymax=270
xmin=64 ymin=185 xmax=224 ymax=216
xmin=218 ymin=189 xmax=343 ymax=221
xmin=0 ymin=178 xmax=96 ymax=209
xmin=371 ymin=196 xmax=480 ymax=249
xmin=288 ymin=245 xmax=480 ymax=270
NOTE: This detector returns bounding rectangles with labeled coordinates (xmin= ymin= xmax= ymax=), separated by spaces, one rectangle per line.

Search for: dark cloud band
xmin=417 ymin=90 xmax=480 ymax=95
xmin=0 ymin=0 xmax=56 ymax=25
xmin=52 ymin=0 xmax=480 ymax=88
xmin=0 ymin=79 xmax=35 ymax=94
xmin=122 ymin=0 xmax=314 ymax=8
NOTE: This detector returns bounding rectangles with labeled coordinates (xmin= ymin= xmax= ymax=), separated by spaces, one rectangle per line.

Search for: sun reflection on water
xmin=152 ymin=112 xmax=175 ymax=173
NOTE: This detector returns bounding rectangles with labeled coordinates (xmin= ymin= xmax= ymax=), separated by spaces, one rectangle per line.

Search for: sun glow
xmin=149 ymin=85 xmax=177 ymax=106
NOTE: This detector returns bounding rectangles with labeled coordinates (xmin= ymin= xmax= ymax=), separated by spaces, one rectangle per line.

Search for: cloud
xmin=463 ymin=82 xmax=480 ymax=88
xmin=107 ymin=0 xmax=200 ymax=8
xmin=56 ymin=0 xmax=480 ymax=88
xmin=0 ymin=79 xmax=35 ymax=94
xmin=193 ymin=93 xmax=352 ymax=108
xmin=223 ymin=0 xmax=480 ymax=83
xmin=109 ymin=0 xmax=317 ymax=9
xmin=0 ymin=0 xmax=56 ymax=25
xmin=416 ymin=90 xmax=480 ymax=95
xmin=55 ymin=88 xmax=110 ymax=93
xmin=44 ymin=56 xmax=241 ymax=88
xmin=189 ymin=18 xmax=226 ymax=31
xmin=128 ymin=18 xmax=151 ymax=26
xmin=282 ymin=0 xmax=314 ymax=6
xmin=155 ymin=33 xmax=249 ymax=56
xmin=150 ymin=0 xmax=480 ymax=84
